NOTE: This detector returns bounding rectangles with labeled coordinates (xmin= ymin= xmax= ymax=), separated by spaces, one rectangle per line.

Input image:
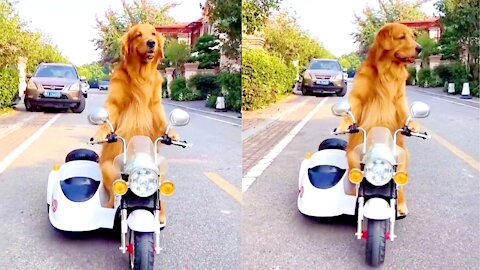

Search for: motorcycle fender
xmin=127 ymin=209 xmax=159 ymax=232
xmin=363 ymin=198 xmax=391 ymax=220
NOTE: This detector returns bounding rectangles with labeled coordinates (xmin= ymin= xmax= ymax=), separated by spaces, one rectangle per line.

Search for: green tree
xmin=339 ymin=52 xmax=362 ymax=70
xmin=93 ymin=0 xmax=176 ymax=66
xmin=242 ymin=0 xmax=281 ymax=34
xmin=435 ymin=0 xmax=479 ymax=80
xmin=78 ymin=62 xmax=109 ymax=84
xmin=206 ymin=0 xmax=242 ymax=58
xmin=190 ymin=34 xmax=220 ymax=69
xmin=164 ymin=40 xmax=190 ymax=75
xmin=352 ymin=0 xmax=428 ymax=57
xmin=416 ymin=32 xmax=439 ymax=67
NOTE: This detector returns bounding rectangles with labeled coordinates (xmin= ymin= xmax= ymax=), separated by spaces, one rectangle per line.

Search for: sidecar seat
xmin=318 ymin=138 xmax=347 ymax=151
xmin=65 ymin=148 xmax=99 ymax=163
xmin=60 ymin=177 xmax=100 ymax=202
xmin=308 ymin=165 xmax=346 ymax=189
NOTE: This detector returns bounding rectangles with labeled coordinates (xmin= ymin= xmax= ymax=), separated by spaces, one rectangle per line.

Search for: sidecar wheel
xmin=132 ymin=231 xmax=155 ymax=270
xmin=366 ymin=219 xmax=387 ymax=266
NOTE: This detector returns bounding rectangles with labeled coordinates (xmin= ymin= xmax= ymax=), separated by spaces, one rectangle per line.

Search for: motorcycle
xmin=47 ymin=107 xmax=192 ymax=270
xmin=297 ymin=99 xmax=431 ymax=266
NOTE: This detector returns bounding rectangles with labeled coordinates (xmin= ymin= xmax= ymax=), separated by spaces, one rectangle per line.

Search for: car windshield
xmin=113 ymin=135 xmax=166 ymax=175
xmin=352 ymin=127 xmax=406 ymax=165
xmin=34 ymin=65 xmax=78 ymax=79
xmin=308 ymin=61 xmax=342 ymax=71
xmin=100 ymin=81 xmax=109 ymax=85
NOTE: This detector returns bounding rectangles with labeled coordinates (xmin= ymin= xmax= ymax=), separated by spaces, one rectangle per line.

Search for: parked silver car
xmin=300 ymin=59 xmax=347 ymax=96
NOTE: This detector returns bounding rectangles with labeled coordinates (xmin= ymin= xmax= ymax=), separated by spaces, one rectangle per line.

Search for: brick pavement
xmin=242 ymin=97 xmax=322 ymax=173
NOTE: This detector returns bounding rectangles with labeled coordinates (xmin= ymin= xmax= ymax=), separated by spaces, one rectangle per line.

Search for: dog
xmin=96 ymin=23 xmax=178 ymax=224
xmin=337 ymin=23 xmax=421 ymax=218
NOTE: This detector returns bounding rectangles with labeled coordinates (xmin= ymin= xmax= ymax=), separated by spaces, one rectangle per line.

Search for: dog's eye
xmin=395 ymin=35 xmax=405 ymax=40
xmin=152 ymin=32 xmax=156 ymax=36
xmin=136 ymin=32 xmax=142 ymax=37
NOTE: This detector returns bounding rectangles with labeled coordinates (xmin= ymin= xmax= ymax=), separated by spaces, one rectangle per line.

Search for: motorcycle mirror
xmin=169 ymin=108 xmax=190 ymax=127
xmin=88 ymin=107 xmax=110 ymax=125
xmin=406 ymin=101 xmax=430 ymax=125
xmin=331 ymin=99 xmax=352 ymax=117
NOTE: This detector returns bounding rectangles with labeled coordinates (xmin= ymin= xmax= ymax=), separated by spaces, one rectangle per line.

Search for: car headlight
xmin=332 ymin=74 xmax=343 ymax=81
xmin=303 ymin=72 xmax=312 ymax=80
xmin=27 ymin=80 xmax=37 ymax=90
xmin=69 ymin=83 xmax=80 ymax=91
xmin=364 ymin=159 xmax=394 ymax=186
xmin=129 ymin=168 xmax=159 ymax=197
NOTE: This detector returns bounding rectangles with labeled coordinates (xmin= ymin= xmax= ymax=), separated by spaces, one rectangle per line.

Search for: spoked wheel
xmin=365 ymin=219 xmax=387 ymax=267
xmin=128 ymin=230 xmax=155 ymax=270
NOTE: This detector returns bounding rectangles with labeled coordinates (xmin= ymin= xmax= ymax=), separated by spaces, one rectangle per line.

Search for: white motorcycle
xmin=297 ymin=99 xmax=431 ymax=266
xmin=47 ymin=107 xmax=192 ymax=270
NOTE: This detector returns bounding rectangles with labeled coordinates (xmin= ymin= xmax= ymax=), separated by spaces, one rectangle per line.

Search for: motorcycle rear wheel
xmin=365 ymin=218 xmax=387 ymax=266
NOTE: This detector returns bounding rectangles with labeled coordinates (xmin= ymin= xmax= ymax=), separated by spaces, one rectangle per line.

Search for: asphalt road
xmin=0 ymin=92 xmax=242 ymax=270
xmin=243 ymin=84 xmax=480 ymax=269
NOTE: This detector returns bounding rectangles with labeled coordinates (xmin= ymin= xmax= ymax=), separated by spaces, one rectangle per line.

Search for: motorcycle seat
xmin=60 ymin=177 xmax=100 ymax=202
xmin=318 ymin=138 xmax=347 ymax=151
xmin=308 ymin=165 xmax=346 ymax=189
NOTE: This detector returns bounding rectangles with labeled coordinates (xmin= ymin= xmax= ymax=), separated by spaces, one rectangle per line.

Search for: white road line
xmin=242 ymin=96 xmax=311 ymax=141
xmin=0 ymin=114 xmax=61 ymax=175
xmin=411 ymin=89 xmax=479 ymax=109
xmin=242 ymin=98 xmax=329 ymax=192
xmin=0 ymin=114 xmax=37 ymax=140
xmin=191 ymin=111 xmax=241 ymax=127
xmin=163 ymin=101 xmax=241 ymax=120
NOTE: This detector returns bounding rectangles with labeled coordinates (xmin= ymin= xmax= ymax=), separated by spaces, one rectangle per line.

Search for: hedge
xmin=218 ymin=72 xmax=241 ymax=112
xmin=0 ymin=69 xmax=19 ymax=108
xmin=188 ymin=74 xmax=221 ymax=99
xmin=407 ymin=66 xmax=416 ymax=85
xmin=170 ymin=77 xmax=201 ymax=101
xmin=242 ymin=48 xmax=296 ymax=111
xmin=433 ymin=62 xmax=470 ymax=93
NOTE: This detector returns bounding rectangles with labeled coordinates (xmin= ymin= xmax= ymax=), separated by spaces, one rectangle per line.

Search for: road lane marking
xmin=0 ymin=114 xmax=61 ymax=175
xmin=242 ymin=98 xmax=329 ymax=192
xmin=425 ymin=128 xmax=480 ymax=172
xmin=411 ymin=89 xmax=479 ymax=109
xmin=204 ymin=172 xmax=242 ymax=204
xmin=191 ymin=112 xmax=241 ymax=127
xmin=163 ymin=101 xmax=241 ymax=120
xmin=242 ymin=96 xmax=310 ymax=141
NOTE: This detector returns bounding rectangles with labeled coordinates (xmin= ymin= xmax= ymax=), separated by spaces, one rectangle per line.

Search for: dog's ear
xmin=376 ymin=24 xmax=394 ymax=50
xmin=121 ymin=31 xmax=131 ymax=59
xmin=156 ymin=33 xmax=165 ymax=59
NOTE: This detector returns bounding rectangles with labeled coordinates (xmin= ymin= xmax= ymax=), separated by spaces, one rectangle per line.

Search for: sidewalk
xmin=408 ymin=85 xmax=480 ymax=104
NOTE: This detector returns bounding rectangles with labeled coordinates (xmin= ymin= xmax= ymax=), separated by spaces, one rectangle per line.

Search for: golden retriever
xmin=337 ymin=23 xmax=421 ymax=217
xmin=96 ymin=23 xmax=178 ymax=223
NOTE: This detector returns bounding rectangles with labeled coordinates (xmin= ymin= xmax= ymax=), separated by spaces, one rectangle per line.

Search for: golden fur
xmin=337 ymin=23 xmax=421 ymax=217
xmin=96 ymin=24 xmax=178 ymax=222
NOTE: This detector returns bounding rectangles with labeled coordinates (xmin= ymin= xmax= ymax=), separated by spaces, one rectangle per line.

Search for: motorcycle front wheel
xmin=365 ymin=219 xmax=387 ymax=267
xmin=129 ymin=231 xmax=155 ymax=270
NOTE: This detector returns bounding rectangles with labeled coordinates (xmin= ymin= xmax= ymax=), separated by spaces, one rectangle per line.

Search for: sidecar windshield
xmin=352 ymin=127 xmax=405 ymax=165
xmin=114 ymin=135 xmax=157 ymax=173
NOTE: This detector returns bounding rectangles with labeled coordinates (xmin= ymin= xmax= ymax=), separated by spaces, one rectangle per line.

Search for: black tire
xmin=366 ymin=219 xmax=387 ymax=267
xmin=336 ymin=87 xmax=347 ymax=97
xmin=83 ymin=92 xmax=88 ymax=98
xmin=71 ymin=95 xmax=85 ymax=113
xmin=301 ymin=86 xmax=310 ymax=96
xmin=132 ymin=231 xmax=155 ymax=270
xmin=24 ymin=99 xmax=39 ymax=112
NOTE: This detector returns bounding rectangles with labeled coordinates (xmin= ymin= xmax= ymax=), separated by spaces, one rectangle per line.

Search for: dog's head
xmin=372 ymin=23 xmax=421 ymax=64
xmin=121 ymin=23 xmax=165 ymax=63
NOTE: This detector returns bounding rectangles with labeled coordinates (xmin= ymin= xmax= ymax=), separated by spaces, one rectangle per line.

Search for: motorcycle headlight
xmin=364 ymin=159 xmax=394 ymax=186
xmin=69 ymin=83 xmax=80 ymax=91
xmin=128 ymin=169 xmax=159 ymax=197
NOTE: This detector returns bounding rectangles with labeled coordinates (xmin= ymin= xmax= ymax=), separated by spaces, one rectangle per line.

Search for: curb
xmin=162 ymin=101 xmax=242 ymax=120
xmin=410 ymin=87 xmax=479 ymax=105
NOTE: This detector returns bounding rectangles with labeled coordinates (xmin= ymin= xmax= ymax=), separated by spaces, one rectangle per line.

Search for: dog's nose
xmin=416 ymin=44 xmax=422 ymax=54
xmin=146 ymin=39 xmax=156 ymax=48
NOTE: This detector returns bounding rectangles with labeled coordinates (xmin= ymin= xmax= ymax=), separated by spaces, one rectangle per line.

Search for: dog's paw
xmin=407 ymin=121 xmax=421 ymax=133
xmin=397 ymin=202 xmax=409 ymax=217
xmin=168 ymin=128 xmax=180 ymax=141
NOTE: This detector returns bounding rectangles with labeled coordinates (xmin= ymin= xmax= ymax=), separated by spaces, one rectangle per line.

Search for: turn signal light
xmin=394 ymin=172 xmax=409 ymax=185
xmin=53 ymin=164 xmax=60 ymax=171
xmin=160 ymin=180 xmax=175 ymax=196
xmin=305 ymin=152 xmax=312 ymax=159
xmin=113 ymin=179 xmax=128 ymax=195
xmin=349 ymin=169 xmax=364 ymax=184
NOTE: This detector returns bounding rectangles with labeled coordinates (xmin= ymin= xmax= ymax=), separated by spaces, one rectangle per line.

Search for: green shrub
xmin=470 ymin=81 xmax=479 ymax=98
xmin=434 ymin=64 xmax=454 ymax=83
xmin=0 ymin=69 xmax=19 ymax=108
xmin=187 ymin=74 xmax=221 ymax=99
xmin=417 ymin=68 xmax=431 ymax=87
xmin=162 ymin=79 xmax=168 ymax=98
xmin=242 ymin=48 xmax=296 ymax=110
xmin=218 ymin=72 xmax=241 ymax=112
xmin=206 ymin=94 xmax=217 ymax=108
xmin=451 ymin=62 xmax=469 ymax=93
xmin=170 ymin=77 xmax=201 ymax=101
xmin=407 ymin=66 xmax=416 ymax=85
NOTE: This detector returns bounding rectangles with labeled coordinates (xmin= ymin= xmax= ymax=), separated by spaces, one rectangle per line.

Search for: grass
xmin=0 ymin=107 xmax=14 ymax=116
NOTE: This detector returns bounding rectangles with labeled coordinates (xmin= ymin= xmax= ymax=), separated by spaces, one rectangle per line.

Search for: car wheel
xmin=83 ymin=92 xmax=88 ymax=98
xmin=301 ymin=86 xmax=310 ymax=96
xmin=71 ymin=95 xmax=85 ymax=113
xmin=24 ymin=99 xmax=39 ymax=112
xmin=336 ymin=87 xmax=347 ymax=97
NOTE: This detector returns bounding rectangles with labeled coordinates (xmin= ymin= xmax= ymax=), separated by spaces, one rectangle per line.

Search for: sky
xmin=14 ymin=0 xmax=205 ymax=66
xmin=14 ymin=0 xmax=439 ymax=65
xmin=281 ymin=0 xmax=438 ymax=57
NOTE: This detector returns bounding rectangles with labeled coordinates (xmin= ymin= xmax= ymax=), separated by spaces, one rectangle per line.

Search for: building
xmin=398 ymin=17 xmax=443 ymax=41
